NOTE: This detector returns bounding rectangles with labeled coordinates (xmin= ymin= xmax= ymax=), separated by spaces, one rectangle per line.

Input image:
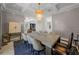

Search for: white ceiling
xmin=2 ymin=3 xmax=79 ymax=17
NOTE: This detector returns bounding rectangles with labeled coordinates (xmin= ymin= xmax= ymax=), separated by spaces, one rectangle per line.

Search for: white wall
xmin=45 ymin=16 xmax=53 ymax=33
xmin=36 ymin=16 xmax=53 ymax=32
xmin=36 ymin=19 xmax=45 ymax=32
xmin=53 ymin=7 xmax=79 ymax=37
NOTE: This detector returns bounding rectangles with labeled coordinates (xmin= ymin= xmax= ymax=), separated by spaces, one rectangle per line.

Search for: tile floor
xmin=0 ymin=42 xmax=14 ymax=55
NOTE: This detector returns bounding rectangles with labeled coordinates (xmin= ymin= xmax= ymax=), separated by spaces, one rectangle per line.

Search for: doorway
xmin=30 ymin=23 xmax=36 ymax=31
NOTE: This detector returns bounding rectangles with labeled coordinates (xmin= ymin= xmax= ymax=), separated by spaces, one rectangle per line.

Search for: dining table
xmin=27 ymin=31 xmax=60 ymax=54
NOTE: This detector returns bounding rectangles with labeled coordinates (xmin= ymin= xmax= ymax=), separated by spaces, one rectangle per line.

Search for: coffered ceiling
xmin=2 ymin=3 xmax=79 ymax=17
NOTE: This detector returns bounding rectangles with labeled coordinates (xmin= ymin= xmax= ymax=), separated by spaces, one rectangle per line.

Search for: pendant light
xmin=35 ymin=3 xmax=44 ymax=21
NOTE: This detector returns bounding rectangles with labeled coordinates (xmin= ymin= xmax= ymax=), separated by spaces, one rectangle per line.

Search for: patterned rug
xmin=14 ymin=40 xmax=46 ymax=55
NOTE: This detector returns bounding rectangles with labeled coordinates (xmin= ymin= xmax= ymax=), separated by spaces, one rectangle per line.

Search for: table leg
xmin=45 ymin=46 xmax=51 ymax=55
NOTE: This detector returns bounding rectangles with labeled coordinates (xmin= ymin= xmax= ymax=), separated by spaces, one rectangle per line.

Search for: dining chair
xmin=52 ymin=32 xmax=74 ymax=55
xmin=73 ymin=34 xmax=79 ymax=52
xmin=29 ymin=38 xmax=45 ymax=54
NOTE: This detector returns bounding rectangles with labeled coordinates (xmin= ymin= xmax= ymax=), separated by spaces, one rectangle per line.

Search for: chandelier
xmin=35 ymin=3 xmax=44 ymax=21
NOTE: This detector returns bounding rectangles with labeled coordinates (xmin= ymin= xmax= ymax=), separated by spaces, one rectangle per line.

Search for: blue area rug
xmin=14 ymin=40 xmax=46 ymax=55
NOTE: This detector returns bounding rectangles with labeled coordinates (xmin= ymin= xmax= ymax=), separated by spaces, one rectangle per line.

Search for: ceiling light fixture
xmin=35 ymin=3 xmax=44 ymax=21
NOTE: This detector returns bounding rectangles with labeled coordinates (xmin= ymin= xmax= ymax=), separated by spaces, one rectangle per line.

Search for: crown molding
xmin=54 ymin=4 xmax=79 ymax=15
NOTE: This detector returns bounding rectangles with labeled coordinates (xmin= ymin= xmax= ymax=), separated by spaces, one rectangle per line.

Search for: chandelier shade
xmin=35 ymin=10 xmax=44 ymax=14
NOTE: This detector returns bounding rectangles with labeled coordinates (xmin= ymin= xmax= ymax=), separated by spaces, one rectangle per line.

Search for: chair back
xmin=67 ymin=32 xmax=74 ymax=49
xmin=77 ymin=34 xmax=79 ymax=41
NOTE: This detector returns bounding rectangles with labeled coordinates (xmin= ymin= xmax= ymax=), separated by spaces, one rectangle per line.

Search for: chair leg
xmin=51 ymin=48 xmax=53 ymax=54
xmin=24 ymin=41 xmax=28 ymax=47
